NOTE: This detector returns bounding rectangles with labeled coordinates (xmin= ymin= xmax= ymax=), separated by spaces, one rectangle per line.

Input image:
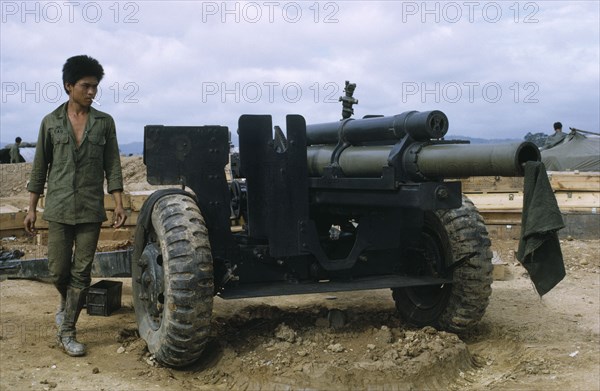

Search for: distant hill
xmin=119 ymin=142 xmax=144 ymax=156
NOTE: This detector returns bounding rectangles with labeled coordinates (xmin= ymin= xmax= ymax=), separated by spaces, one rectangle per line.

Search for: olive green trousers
xmin=48 ymin=221 xmax=102 ymax=291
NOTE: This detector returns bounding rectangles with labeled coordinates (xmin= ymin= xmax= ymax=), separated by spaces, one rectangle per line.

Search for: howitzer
xmin=130 ymin=82 xmax=557 ymax=368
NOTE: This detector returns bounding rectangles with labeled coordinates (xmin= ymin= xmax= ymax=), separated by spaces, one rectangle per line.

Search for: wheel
xmin=132 ymin=193 xmax=214 ymax=367
xmin=392 ymin=195 xmax=493 ymax=332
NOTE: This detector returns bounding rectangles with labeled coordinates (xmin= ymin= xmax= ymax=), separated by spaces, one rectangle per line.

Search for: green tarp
xmin=541 ymin=132 xmax=600 ymax=171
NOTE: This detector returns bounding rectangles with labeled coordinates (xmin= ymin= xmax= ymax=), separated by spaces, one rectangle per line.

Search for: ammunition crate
xmin=86 ymin=280 xmax=123 ymax=316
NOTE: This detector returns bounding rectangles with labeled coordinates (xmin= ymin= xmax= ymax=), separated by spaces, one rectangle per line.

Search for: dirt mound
xmin=119 ymin=156 xmax=151 ymax=191
xmin=0 ymin=156 xmax=150 ymax=201
xmin=198 ymin=304 xmax=472 ymax=390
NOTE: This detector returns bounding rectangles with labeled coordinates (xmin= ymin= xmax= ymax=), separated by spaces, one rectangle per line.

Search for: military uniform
xmin=9 ymin=142 xmax=20 ymax=163
xmin=543 ymin=132 xmax=566 ymax=150
xmin=28 ymin=102 xmax=123 ymax=225
xmin=28 ymin=102 xmax=123 ymax=346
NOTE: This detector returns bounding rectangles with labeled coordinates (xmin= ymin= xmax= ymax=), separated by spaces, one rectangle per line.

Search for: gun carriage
xmin=134 ymin=82 xmax=541 ymax=367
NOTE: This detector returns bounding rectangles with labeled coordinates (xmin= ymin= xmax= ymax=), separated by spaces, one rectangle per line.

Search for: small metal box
xmin=86 ymin=280 xmax=122 ymax=316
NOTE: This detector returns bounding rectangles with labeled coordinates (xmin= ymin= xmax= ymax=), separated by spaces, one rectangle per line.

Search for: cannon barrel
xmin=408 ymin=141 xmax=540 ymax=179
xmin=306 ymin=110 xmax=449 ymax=145
xmin=307 ymin=141 xmax=540 ymax=180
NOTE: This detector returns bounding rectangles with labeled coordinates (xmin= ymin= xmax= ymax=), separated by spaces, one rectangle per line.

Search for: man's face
xmin=65 ymin=76 xmax=99 ymax=107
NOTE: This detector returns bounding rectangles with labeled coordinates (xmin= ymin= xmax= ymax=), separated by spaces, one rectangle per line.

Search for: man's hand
xmin=110 ymin=190 xmax=127 ymax=228
xmin=112 ymin=206 xmax=127 ymax=228
xmin=24 ymin=192 xmax=41 ymax=235
xmin=24 ymin=210 xmax=37 ymax=235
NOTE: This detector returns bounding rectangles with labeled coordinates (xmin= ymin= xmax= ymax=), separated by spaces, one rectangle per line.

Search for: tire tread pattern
xmin=136 ymin=194 xmax=214 ymax=367
xmin=393 ymin=195 xmax=493 ymax=333
xmin=434 ymin=196 xmax=493 ymax=332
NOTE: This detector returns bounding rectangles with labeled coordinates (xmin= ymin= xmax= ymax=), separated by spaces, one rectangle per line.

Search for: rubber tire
xmin=132 ymin=193 xmax=214 ymax=367
xmin=392 ymin=195 xmax=493 ymax=333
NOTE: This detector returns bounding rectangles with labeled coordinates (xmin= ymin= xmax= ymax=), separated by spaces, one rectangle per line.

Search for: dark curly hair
xmin=553 ymin=122 xmax=563 ymax=130
xmin=62 ymin=55 xmax=104 ymax=94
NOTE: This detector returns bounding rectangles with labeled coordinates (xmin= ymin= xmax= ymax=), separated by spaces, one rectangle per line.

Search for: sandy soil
xmin=1 ymin=159 xmax=599 ymax=390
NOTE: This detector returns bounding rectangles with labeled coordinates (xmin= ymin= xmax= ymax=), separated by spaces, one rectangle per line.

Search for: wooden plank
xmin=547 ymin=171 xmax=600 ymax=192
xmin=129 ymin=190 xmax=155 ymax=211
xmin=103 ymin=193 xmax=132 ymax=210
xmin=466 ymin=193 xmax=524 ymax=211
xmin=459 ymin=172 xmax=600 ymax=193
xmin=0 ymin=228 xmax=28 ymax=238
xmin=555 ymin=192 xmax=600 ymax=212
xmin=480 ymin=211 xmax=522 ymax=225
xmin=458 ymin=176 xmax=524 ymax=193
xmin=467 ymin=191 xmax=599 ymax=212
xmin=98 ymin=228 xmax=135 ymax=242
xmin=0 ymin=211 xmax=48 ymax=230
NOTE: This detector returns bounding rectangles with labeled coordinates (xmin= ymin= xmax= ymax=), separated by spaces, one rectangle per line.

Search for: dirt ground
xmin=1 ymin=159 xmax=599 ymax=391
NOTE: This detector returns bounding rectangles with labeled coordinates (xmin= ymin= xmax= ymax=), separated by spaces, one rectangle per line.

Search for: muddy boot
xmin=58 ymin=287 xmax=87 ymax=357
xmin=55 ymin=296 xmax=66 ymax=327
xmin=54 ymin=285 xmax=67 ymax=327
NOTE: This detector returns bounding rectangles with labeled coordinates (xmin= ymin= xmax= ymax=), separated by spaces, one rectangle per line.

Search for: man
xmin=542 ymin=122 xmax=567 ymax=150
xmin=24 ymin=55 xmax=127 ymax=357
xmin=9 ymin=137 xmax=22 ymax=163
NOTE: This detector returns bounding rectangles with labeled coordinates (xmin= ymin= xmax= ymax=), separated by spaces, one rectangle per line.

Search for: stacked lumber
xmin=461 ymin=171 xmax=600 ymax=239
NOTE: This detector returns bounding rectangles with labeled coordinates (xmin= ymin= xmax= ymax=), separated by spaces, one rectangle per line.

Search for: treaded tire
xmin=392 ymin=195 xmax=493 ymax=333
xmin=132 ymin=193 xmax=214 ymax=367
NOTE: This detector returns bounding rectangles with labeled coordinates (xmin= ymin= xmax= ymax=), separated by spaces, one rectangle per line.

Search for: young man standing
xmin=24 ymin=55 xmax=127 ymax=357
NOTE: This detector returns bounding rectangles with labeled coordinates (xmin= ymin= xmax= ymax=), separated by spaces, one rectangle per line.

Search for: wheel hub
xmin=405 ymin=231 xmax=448 ymax=310
xmin=138 ymin=243 xmax=165 ymax=330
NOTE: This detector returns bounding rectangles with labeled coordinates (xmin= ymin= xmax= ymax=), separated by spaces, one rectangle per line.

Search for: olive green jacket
xmin=9 ymin=143 xmax=20 ymax=163
xmin=27 ymin=102 xmax=124 ymax=224
xmin=542 ymin=132 xmax=566 ymax=150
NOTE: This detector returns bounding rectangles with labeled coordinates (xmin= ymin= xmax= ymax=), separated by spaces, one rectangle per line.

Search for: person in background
xmin=24 ymin=55 xmax=127 ymax=357
xmin=9 ymin=137 xmax=22 ymax=163
xmin=542 ymin=122 xmax=567 ymax=150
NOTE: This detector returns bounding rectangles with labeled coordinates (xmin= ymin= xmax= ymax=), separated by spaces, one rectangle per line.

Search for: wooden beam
xmin=547 ymin=171 xmax=600 ymax=192
xmin=466 ymin=192 xmax=599 ymax=213
xmin=459 ymin=172 xmax=599 ymax=193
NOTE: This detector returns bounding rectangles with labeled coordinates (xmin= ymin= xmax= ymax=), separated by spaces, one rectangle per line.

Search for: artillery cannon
xmin=133 ymin=83 xmax=544 ymax=367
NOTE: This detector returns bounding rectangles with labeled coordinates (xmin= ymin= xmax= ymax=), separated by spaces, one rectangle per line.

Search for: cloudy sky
xmin=1 ymin=1 xmax=599 ymax=146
